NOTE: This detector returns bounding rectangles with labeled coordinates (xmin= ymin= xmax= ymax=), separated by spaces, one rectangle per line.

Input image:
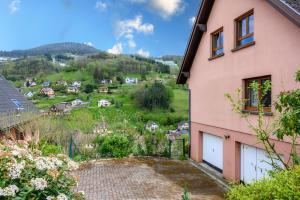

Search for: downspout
xmin=188 ymin=88 xmax=191 ymax=158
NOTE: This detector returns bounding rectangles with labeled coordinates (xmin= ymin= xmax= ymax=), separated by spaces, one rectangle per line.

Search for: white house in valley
xmin=98 ymin=99 xmax=111 ymax=108
xmin=125 ymin=77 xmax=138 ymax=84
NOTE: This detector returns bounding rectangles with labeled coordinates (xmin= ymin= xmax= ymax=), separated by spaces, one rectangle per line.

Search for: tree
xmin=93 ymin=68 xmax=101 ymax=82
xmin=116 ymin=73 xmax=124 ymax=84
xmin=84 ymin=84 xmax=94 ymax=93
xmin=134 ymin=82 xmax=174 ymax=110
xmin=225 ymin=70 xmax=300 ymax=170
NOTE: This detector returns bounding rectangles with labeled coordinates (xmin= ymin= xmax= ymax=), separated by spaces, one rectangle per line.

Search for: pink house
xmin=177 ymin=0 xmax=300 ymax=183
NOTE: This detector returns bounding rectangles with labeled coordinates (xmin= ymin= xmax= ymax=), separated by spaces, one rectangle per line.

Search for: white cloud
xmin=9 ymin=0 xmax=21 ymax=14
xmin=128 ymin=39 xmax=136 ymax=48
xmin=84 ymin=42 xmax=93 ymax=47
xmin=116 ymin=15 xmax=154 ymax=38
xmin=136 ymin=48 xmax=150 ymax=58
xmin=107 ymin=43 xmax=123 ymax=55
xmin=95 ymin=1 xmax=107 ymax=11
xmin=150 ymin=0 xmax=184 ymax=19
xmin=189 ymin=16 xmax=196 ymax=26
xmin=124 ymin=34 xmax=136 ymax=48
xmin=116 ymin=16 xmax=154 ymax=50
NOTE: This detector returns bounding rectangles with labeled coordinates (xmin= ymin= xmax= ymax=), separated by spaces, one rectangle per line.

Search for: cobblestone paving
xmin=73 ymin=157 xmax=225 ymax=200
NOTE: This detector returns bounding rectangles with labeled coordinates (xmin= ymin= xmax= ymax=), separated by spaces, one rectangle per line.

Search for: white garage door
xmin=241 ymin=144 xmax=282 ymax=184
xmin=203 ymin=133 xmax=223 ymax=171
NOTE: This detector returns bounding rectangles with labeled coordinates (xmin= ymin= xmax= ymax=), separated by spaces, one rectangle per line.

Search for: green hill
xmin=0 ymin=42 xmax=100 ymax=57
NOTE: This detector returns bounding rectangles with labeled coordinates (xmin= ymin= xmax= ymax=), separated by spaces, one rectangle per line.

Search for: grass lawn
xmin=29 ymin=70 xmax=189 ymax=134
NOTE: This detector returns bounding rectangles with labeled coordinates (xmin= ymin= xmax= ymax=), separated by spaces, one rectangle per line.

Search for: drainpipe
xmin=188 ymin=88 xmax=191 ymax=158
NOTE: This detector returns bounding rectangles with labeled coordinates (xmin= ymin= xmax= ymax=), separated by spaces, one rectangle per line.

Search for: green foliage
xmin=296 ymin=70 xmax=300 ymax=82
xmin=182 ymin=186 xmax=190 ymax=200
xmin=144 ymin=132 xmax=169 ymax=156
xmin=226 ymin=165 xmax=300 ymax=200
xmin=40 ymin=144 xmax=63 ymax=156
xmin=52 ymin=85 xmax=67 ymax=94
xmin=274 ymin=70 xmax=300 ymax=165
xmin=93 ymin=134 xmax=133 ymax=158
xmin=84 ymin=84 xmax=95 ymax=93
xmin=132 ymin=143 xmax=146 ymax=156
xmin=134 ymin=82 xmax=174 ymax=110
xmin=1 ymin=58 xmax=56 ymax=80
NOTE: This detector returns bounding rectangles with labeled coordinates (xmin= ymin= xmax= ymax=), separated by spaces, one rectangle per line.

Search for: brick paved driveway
xmin=74 ymin=157 xmax=225 ymax=200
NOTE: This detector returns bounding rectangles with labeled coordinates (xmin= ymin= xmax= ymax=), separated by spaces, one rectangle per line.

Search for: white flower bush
xmin=0 ymin=140 xmax=84 ymax=200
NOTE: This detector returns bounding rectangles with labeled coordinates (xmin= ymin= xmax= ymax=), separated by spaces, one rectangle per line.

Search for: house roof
xmin=51 ymin=103 xmax=67 ymax=111
xmin=0 ymin=76 xmax=38 ymax=129
xmin=177 ymin=0 xmax=300 ymax=84
xmin=282 ymin=0 xmax=300 ymax=13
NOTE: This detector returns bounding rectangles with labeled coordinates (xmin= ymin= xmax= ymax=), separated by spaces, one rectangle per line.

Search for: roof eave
xmin=176 ymin=0 xmax=215 ymax=84
xmin=177 ymin=0 xmax=300 ymax=85
xmin=267 ymin=0 xmax=300 ymax=27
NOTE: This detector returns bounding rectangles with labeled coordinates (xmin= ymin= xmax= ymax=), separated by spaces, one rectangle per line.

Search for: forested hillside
xmin=0 ymin=42 xmax=99 ymax=57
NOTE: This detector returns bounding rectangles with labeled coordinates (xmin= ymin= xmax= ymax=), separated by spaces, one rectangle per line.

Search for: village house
xmin=0 ymin=76 xmax=39 ymax=143
xmin=71 ymin=99 xmax=88 ymax=107
xmin=42 ymin=81 xmax=51 ymax=87
xmin=56 ymin=80 xmax=68 ymax=86
xmin=50 ymin=102 xmax=71 ymax=115
xmin=40 ymin=88 xmax=55 ymax=97
xmin=98 ymin=99 xmax=111 ymax=108
xmin=24 ymin=78 xmax=37 ymax=87
xmin=72 ymin=81 xmax=81 ymax=88
xmin=125 ymin=77 xmax=138 ymax=84
xmin=177 ymin=0 xmax=300 ymax=184
xmin=67 ymin=86 xmax=79 ymax=93
xmin=101 ymin=79 xmax=113 ymax=84
xmin=178 ymin=121 xmax=189 ymax=134
xmin=24 ymin=91 xmax=34 ymax=98
xmin=98 ymin=85 xmax=109 ymax=93
xmin=145 ymin=122 xmax=159 ymax=132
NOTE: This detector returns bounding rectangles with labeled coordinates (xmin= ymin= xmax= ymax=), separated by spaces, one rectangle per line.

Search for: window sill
xmin=208 ymin=53 xmax=224 ymax=61
xmin=241 ymin=110 xmax=273 ymax=116
xmin=231 ymin=41 xmax=255 ymax=52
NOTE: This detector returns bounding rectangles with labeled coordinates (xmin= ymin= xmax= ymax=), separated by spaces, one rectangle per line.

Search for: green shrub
xmin=41 ymin=144 xmax=63 ymax=156
xmin=132 ymin=143 xmax=145 ymax=156
xmin=226 ymin=166 xmax=300 ymax=200
xmin=73 ymin=154 xmax=89 ymax=162
xmin=182 ymin=186 xmax=190 ymax=200
xmin=144 ymin=132 xmax=168 ymax=156
xmin=94 ymin=134 xmax=133 ymax=158
xmin=133 ymin=82 xmax=174 ymax=110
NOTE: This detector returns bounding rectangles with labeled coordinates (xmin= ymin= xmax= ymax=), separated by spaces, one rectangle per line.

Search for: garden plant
xmin=0 ymin=140 xmax=84 ymax=200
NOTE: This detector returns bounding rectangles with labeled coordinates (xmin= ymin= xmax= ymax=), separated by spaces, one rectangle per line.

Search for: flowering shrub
xmin=0 ymin=140 xmax=84 ymax=200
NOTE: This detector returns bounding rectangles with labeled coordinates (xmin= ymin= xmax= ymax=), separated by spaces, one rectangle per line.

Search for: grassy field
xmin=25 ymin=70 xmax=188 ymax=135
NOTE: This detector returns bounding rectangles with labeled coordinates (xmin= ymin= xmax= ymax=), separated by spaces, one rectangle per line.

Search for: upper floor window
xmin=244 ymin=76 xmax=271 ymax=112
xmin=235 ymin=10 xmax=254 ymax=47
xmin=211 ymin=27 xmax=224 ymax=58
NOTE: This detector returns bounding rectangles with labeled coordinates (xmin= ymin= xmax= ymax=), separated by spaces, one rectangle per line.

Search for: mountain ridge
xmin=0 ymin=42 xmax=100 ymax=57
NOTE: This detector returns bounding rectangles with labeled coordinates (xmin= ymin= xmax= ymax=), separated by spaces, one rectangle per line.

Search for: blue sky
xmin=0 ymin=0 xmax=200 ymax=57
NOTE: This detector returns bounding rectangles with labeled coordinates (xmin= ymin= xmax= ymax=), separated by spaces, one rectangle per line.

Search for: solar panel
xmin=11 ymin=99 xmax=24 ymax=110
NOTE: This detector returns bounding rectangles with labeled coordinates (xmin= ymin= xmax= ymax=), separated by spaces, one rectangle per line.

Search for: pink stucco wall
xmin=188 ymin=0 xmax=300 ymax=181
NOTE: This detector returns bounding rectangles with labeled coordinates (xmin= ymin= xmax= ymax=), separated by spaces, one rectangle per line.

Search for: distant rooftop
xmin=0 ymin=76 xmax=38 ymax=129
